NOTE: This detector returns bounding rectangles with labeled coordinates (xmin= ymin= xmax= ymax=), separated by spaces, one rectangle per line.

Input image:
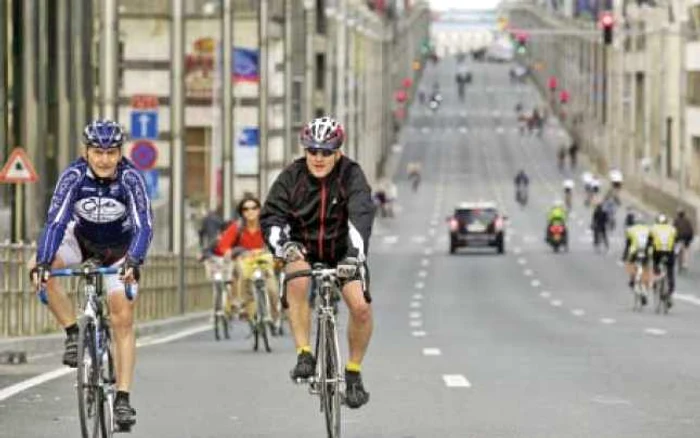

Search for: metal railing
xmin=0 ymin=243 xmax=211 ymax=337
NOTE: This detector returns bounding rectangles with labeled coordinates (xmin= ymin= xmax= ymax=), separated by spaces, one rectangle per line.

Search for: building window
xmin=688 ymin=72 xmax=700 ymax=106
xmin=315 ymin=53 xmax=325 ymax=91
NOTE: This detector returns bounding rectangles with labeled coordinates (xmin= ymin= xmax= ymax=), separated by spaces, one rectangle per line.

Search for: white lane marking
xmin=412 ymin=235 xmax=427 ymax=244
xmin=415 ymin=282 xmax=425 ymax=289
xmin=423 ymin=348 xmax=442 ymax=356
xmin=0 ymin=368 xmax=74 ymax=402
xmin=424 ymin=248 xmax=434 ymax=256
xmin=392 ymin=144 xmax=403 ymax=153
xmin=428 ymin=228 xmax=437 ymax=237
xmin=412 ymin=331 xmax=427 ymax=337
xmin=422 ymin=127 xmax=430 ymax=133
xmin=600 ymin=318 xmax=616 ymax=325
xmin=0 ymin=324 xmax=210 ymax=402
xmin=410 ymin=311 xmax=422 ymax=319
xmin=550 ymin=299 xmax=563 ymax=307
xmin=383 ymin=235 xmax=399 ymax=244
xmin=523 ymin=269 xmax=533 ymax=277
xmin=540 ymin=291 xmax=551 ymax=298
xmin=410 ymin=320 xmax=423 ymax=327
xmin=496 ymin=127 xmax=504 ymax=134
xmin=410 ymin=301 xmax=422 ymax=309
xmin=644 ymin=328 xmax=667 ymax=336
xmin=413 ymin=293 xmax=424 ymax=300
xmin=460 ymin=127 xmax=467 ymax=134
xmin=418 ymin=270 xmax=428 ymax=278
xmin=517 ymin=257 xmax=527 ymax=265
xmin=571 ymin=309 xmax=586 ymax=316
xmin=675 ymin=293 xmax=700 ymax=306
xmin=443 ymin=374 xmax=472 ymax=388
xmin=421 ymin=258 xmax=431 ymax=267
xmin=531 ymin=279 xmax=541 ymax=287
xmin=513 ymin=247 xmax=522 ymax=254
xmin=591 ymin=396 xmax=632 ymax=405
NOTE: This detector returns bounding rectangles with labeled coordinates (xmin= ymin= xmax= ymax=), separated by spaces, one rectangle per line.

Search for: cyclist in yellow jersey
xmin=622 ymin=214 xmax=651 ymax=304
xmin=647 ymin=214 xmax=677 ymax=307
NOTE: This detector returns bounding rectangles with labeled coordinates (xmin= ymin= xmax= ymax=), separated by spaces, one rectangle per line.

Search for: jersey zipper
xmin=318 ymin=180 xmax=327 ymax=258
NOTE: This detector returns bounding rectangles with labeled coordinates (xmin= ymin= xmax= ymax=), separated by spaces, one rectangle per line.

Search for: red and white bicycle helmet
xmin=299 ymin=116 xmax=345 ymax=150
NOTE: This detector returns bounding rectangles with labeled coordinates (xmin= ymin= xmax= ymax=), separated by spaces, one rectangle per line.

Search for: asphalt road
xmin=3 ymin=58 xmax=700 ymax=437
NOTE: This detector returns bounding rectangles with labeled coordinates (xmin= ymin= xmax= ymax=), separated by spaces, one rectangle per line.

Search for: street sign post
xmin=130 ymin=140 xmax=158 ymax=170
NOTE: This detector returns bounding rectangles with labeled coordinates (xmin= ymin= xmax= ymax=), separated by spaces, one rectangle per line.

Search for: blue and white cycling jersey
xmin=36 ymin=157 xmax=154 ymax=266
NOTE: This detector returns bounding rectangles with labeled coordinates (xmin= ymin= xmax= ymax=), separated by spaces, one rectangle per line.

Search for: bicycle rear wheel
xmin=77 ymin=315 xmax=101 ymax=438
xmin=255 ymin=286 xmax=271 ymax=353
xmin=322 ymin=319 xmax=341 ymax=438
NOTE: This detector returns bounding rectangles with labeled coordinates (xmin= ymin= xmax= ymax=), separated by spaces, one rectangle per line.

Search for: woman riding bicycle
xmin=213 ymin=196 xmax=281 ymax=330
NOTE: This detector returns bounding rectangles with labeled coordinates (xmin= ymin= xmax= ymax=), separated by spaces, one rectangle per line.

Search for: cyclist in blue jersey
xmin=30 ymin=119 xmax=153 ymax=429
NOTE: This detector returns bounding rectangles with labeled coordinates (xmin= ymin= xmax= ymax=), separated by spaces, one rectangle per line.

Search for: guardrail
xmin=0 ymin=242 xmax=211 ymax=337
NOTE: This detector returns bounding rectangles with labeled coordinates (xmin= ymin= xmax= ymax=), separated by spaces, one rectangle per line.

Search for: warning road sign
xmin=0 ymin=148 xmax=38 ymax=183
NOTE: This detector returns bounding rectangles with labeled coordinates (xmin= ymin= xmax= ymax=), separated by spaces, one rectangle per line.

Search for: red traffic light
xmin=599 ymin=12 xmax=614 ymax=28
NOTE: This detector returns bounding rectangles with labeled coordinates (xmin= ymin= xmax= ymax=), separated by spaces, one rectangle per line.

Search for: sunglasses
xmin=241 ymin=205 xmax=259 ymax=212
xmin=305 ymin=148 xmax=335 ymax=157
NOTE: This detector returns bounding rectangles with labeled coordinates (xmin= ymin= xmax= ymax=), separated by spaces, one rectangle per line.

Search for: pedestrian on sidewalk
xmin=569 ymin=140 xmax=579 ymax=169
xmin=674 ymin=209 xmax=694 ymax=272
xmin=591 ymin=202 xmax=609 ymax=253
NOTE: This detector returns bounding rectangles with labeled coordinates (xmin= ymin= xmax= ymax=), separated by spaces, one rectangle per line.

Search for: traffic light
xmin=600 ymin=12 xmax=614 ymax=45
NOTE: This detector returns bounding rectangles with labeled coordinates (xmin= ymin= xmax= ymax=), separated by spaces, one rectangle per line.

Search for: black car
xmin=448 ymin=202 xmax=506 ymax=254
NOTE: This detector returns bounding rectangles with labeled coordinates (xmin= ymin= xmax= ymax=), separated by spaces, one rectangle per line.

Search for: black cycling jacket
xmin=261 ymin=156 xmax=375 ymax=263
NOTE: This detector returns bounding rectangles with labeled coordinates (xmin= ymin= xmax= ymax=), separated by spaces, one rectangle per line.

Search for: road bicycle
xmin=631 ymin=252 xmax=649 ymax=312
xmin=653 ymin=255 xmax=671 ymax=314
xmin=39 ymin=261 xmax=134 ymax=437
xmin=283 ymin=263 xmax=346 ymax=438
xmin=207 ymin=256 xmax=233 ymax=341
xmin=246 ymin=252 xmax=275 ymax=353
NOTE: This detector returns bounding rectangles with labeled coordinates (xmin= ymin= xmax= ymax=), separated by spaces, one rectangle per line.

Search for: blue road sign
xmin=130 ymin=140 xmax=158 ymax=170
xmin=141 ymin=169 xmax=159 ymax=200
xmin=130 ymin=111 xmax=159 ymax=139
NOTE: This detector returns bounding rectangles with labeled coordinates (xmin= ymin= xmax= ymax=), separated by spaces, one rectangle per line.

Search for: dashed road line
xmin=410 ymin=301 xmax=422 ymax=309
xmin=410 ymin=320 xmax=423 ymax=327
xmin=412 ymin=331 xmax=427 ymax=337
xmin=409 ymin=311 xmax=422 ymax=319
xmin=540 ymin=291 xmax=551 ymax=298
xmin=421 ymin=258 xmax=430 ymax=267
xmin=550 ymin=299 xmax=563 ymax=307
xmin=412 ymin=293 xmax=424 ymax=300
xmin=675 ymin=293 xmax=700 ymax=306
xmin=415 ymin=282 xmax=425 ymax=289
xmin=424 ymin=248 xmax=434 ymax=256
xmin=513 ymin=247 xmax=522 ymax=254
xmin=423 ymin=348 xmax=442 ymax=356
xmin=383 ymin=235 xmax=399 ymax=245
xmin=418 ymin=270 xmax=428 ymax=278
xmin=531 ymin=279 xmax=541 ymax=287
xmin=443 ymin=374 xmax=471 ymax=388
xmin=600 ymin=318 xmax=616 ymax=325
xmin=644 ymin=328 xmax=667 ymax=336
xmin=571 ymin=309 xmax=585 ymax=316
xmin=523 ymin=269 xmax=533 ymax=277
xmin=517 ymin=257 xmax=527 ymax=265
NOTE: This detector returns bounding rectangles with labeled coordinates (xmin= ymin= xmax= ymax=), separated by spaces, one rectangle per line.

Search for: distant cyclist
xmin=622 ymin=213 xmax=651 ymax=305
xmin=30 ymin=119 xmax=153 ymax=429
xmin=673 ymin=209 xmax=694 ymax=272
xmin=514 ymin=169 xmax=529 ymax=205
xmin=563 ymin=179 xmax=574 ymax=210
xmin=648 ymin=214 xmax=678 ymax=307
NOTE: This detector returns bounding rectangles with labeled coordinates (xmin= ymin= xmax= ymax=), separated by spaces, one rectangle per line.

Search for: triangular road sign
xmin=0 ymin=148 xmax=38 ymax=183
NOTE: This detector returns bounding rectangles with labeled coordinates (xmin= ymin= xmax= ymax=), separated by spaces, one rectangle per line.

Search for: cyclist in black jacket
xmin=261 ymin=116 xmax=375 ymax=409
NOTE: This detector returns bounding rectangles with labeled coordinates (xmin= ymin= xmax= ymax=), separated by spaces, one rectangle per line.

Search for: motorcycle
xmin=547 ymin=222 xmax=568 ymax=252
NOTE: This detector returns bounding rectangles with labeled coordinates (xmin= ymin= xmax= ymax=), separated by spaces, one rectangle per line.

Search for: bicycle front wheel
xmin=99 ymin=329 xmax=116 ymax=438
xmin=77 ymin=315 xmax=101 ymax=438
xmin=322 ymin=319 xmax=341 ymax=438
xmin=255 ymin=286 xmax=271 ymax=353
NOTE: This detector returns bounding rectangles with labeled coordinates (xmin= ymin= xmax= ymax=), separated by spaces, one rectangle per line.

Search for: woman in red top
xmin=215 ymin=196 xmax=280 ymax=327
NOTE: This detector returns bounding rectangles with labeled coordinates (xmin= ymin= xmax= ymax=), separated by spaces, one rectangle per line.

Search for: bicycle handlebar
xmin=38 ymin=267 xmax=135 ymax=305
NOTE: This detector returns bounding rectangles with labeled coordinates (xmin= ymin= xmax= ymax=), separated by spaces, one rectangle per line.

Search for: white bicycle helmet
xmin=300 ymin=116 xmax=345 ymax=150
xmin=563 ymin=179 xmax=575 ymax=190
xmin=609 ymin=169 xmax=624 ymax=183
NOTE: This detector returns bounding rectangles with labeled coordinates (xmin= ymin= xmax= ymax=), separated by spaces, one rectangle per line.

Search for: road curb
xmin=0 ymin=311 xmax=210 ymax=359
